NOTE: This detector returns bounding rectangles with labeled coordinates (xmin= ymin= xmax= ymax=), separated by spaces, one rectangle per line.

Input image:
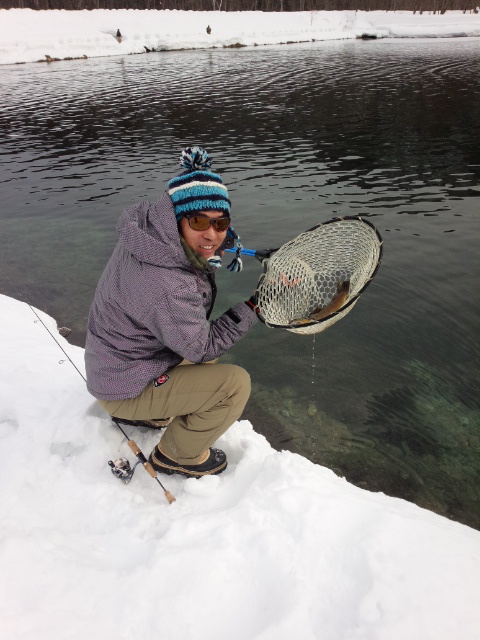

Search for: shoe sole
xmin=149 ymin=452 xmax=227 ymax=478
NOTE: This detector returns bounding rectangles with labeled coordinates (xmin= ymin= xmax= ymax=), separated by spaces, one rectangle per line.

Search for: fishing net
xmin=255 ymin=216 xmax=383 ymax=335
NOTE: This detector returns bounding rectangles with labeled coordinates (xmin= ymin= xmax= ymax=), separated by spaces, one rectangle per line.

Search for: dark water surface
xmin=1 ymin=38 xmax=479 ymax=527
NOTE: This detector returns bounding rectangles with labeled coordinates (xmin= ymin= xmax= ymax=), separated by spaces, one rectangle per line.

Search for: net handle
xmin=225 ymin=215 xmax=383 ymax=264
xmin=224 ymin=247 xmax=277 ymax=261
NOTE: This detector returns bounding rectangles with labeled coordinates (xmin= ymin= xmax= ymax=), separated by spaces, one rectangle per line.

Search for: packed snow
xmin=0 ymin=8 xmax=479 ymax=66
xmin=1 ymin=293 xmax=480 ymax=638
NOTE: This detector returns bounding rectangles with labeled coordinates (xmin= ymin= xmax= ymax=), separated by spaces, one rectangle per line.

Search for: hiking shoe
xmin=149 ymin=445 xmax=227 ymax=478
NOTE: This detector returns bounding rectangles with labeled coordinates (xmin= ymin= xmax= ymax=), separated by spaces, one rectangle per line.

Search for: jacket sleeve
xmin=141 ymin=280 xmax=258 ymax=364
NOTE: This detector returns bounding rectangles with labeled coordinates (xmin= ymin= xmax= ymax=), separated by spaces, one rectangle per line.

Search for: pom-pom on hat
xmin=168 ymin=147 xmax=231 ymax=220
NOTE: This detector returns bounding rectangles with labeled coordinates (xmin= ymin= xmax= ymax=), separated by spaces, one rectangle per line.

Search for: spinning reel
xmin=108 ymin=457 xmax=141 ymax=484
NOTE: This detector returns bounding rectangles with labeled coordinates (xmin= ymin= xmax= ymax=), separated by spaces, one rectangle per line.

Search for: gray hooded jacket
xmin=84 ymin=192 xmax=257 ymax=401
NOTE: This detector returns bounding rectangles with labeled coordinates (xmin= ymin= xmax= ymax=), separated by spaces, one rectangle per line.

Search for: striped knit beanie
xmin=168 ymin=147 xmax=231 ymax=220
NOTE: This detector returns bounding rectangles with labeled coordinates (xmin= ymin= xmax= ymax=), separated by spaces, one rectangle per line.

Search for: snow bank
xmin=368 ymin=9 xmax=480 ymax=38
xmin=1 ymin=292 xmax=480 ymax=639
xmin=0 ymin=9 xmax=479 ymax=66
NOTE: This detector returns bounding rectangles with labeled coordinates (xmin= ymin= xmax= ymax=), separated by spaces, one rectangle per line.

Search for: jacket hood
xmin=116 ymin=192 xmax=189 ymax=269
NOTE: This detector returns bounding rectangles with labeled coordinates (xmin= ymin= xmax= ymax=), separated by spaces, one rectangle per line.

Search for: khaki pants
xmin=98 ymin=363 xmax=251 ymax=465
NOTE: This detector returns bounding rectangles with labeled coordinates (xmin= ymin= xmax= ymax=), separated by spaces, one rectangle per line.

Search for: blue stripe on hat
xmin=173 ymin=194 xmax=231 ymax=208
xmin=173 ymin=199 xmax=231 ymax=216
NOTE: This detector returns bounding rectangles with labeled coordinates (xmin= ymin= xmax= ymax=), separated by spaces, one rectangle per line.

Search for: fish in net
xmin=255 ymin=216 xmax=383 ymax=335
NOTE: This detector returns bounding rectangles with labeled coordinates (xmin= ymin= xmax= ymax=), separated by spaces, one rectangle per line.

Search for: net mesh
xmin=256 ymin=217 xmax=382 ymax=335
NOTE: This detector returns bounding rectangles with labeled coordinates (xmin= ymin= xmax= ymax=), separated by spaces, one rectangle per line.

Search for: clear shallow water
xmin=1 ymin=38 xmax=479 ymax=527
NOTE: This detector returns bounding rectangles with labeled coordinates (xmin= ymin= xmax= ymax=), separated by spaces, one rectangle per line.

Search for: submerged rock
xmin=307 ymin=403 xmax=318 ymax=417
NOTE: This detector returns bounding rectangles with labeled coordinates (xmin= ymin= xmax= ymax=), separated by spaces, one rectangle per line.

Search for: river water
xmin=1 ymin=37 xmax=479 ymax=528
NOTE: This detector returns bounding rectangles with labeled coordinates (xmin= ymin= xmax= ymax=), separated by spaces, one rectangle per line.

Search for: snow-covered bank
xmin=1 ymin=291 xmax=480 ymax=639
xmin=0 ymin=9 xmax=479 ymax=66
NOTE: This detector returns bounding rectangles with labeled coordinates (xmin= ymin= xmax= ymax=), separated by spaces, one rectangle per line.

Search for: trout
xmin=289 ymin=279 xmax=350 ymax=326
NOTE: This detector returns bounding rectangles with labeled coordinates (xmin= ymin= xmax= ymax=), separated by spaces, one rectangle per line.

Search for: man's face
xmin=179 ymin=210 xmax=229 ymax=260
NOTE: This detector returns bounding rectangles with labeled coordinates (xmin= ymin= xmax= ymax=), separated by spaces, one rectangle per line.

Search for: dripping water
xmin=308 ymin=334 xmax=318 ymax=452
xmin=311 ymin=334 xmax=315 ymax=400
xmin=308 ymin=334 xmax=317 ymax=417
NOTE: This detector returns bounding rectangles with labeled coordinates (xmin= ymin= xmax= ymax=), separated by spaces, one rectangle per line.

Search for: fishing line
xmin=30 ymin=303 xmax=87 ymax=379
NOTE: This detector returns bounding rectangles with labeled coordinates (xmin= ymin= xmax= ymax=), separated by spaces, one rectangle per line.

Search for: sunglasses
xmin=184 ymin=214 xmax=231 ymax=232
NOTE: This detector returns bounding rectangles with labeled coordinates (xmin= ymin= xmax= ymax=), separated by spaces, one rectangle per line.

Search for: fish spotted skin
xmin=290 ymin=280 xmax=350 ymax=326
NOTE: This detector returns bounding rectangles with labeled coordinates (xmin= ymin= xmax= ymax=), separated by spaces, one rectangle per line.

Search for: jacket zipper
xmin=193 ymin=267 xmax=217 ymax=320
xmin=206 ymin=272 xmax=217 ymax=319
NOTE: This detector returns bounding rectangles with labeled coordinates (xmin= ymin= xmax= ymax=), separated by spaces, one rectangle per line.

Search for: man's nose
xmin=202 ymin=225 xmax=217 ymax=238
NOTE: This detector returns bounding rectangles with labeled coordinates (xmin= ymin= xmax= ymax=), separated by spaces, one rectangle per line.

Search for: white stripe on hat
xmin=168 ymin=180 xmax=229 ymax=197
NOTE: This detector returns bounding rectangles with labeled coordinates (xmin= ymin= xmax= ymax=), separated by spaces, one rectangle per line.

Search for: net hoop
xmin=255 ymin=215 xmax=383 ymax=335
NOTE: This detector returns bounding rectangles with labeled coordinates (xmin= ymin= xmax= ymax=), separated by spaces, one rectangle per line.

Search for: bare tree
xmin=0 ymin=0 xmax=478 ymax=13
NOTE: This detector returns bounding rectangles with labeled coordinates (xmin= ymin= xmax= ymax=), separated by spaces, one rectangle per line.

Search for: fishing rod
xmin=0 ymin=262 xmax=176 ymax=505
xmin=109 ymin=419 xmax=175 ymax=504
